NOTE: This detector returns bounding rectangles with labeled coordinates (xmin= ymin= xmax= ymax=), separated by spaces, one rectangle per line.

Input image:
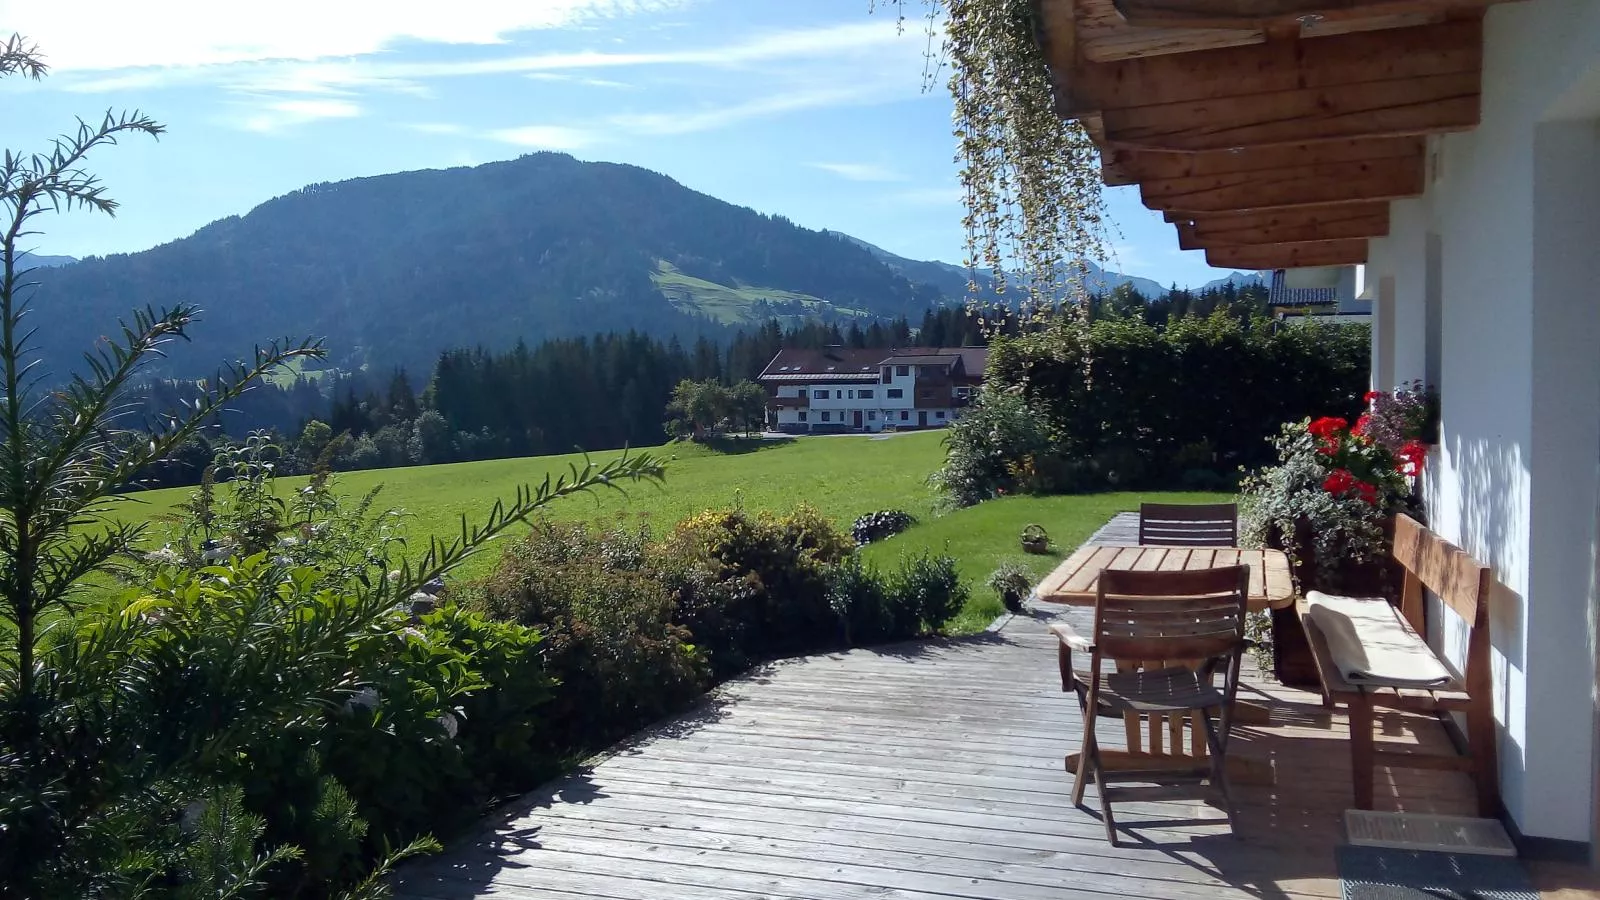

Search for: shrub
xmin=986 ymin=561 xmax=1033 ymax=613
xmin=941 ymin=312 xmax=1371 ymax=501
xmin=889 ymin=552 xmax=969 ymax=631
xmin=933 ymin=388 xmax=1057 ymax=506
xmin=472 ymin=521 xmax=706 ymax=751
xmin=827 ymin=555 xmax=916 ymax=645
xmin=851 ymin=509 xmax=917 ymax=545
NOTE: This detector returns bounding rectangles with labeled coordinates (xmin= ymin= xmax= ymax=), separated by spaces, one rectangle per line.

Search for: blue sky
xmin=1 ymin=0 xmax=1230 ymax=287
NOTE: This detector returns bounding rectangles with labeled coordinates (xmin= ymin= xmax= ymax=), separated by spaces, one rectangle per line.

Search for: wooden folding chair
xmin=1056 ymin=566 xmax=1250 ymax=845
xmin=1138 ymin=502 xmax=1239 ymax=547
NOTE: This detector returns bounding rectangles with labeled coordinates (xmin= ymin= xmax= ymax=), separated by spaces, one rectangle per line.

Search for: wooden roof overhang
xmin=1036 ymin=0 xmax=1520 ymax=270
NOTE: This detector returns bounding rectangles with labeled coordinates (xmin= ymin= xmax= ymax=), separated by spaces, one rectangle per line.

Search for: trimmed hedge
xmin=942 ymin=312 xmax=1370 ymax=502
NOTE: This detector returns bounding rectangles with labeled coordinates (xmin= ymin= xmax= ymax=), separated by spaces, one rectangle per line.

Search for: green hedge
xmin=949 ymin=312 xmax=1369 ymax=499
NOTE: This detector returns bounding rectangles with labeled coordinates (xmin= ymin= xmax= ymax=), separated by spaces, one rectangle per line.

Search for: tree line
xmin=134 ymin=287 xmax=1279 ymax=488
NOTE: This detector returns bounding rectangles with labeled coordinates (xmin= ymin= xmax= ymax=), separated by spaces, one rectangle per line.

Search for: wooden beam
xmin=1074 ymin=19 xmax=1482 ymax=149
xmin=1110 ymin=0 xmax=1507 ymax=30
xmin=1206 ymin=239 xmax=1369 ymax=268
xmin=1175 ymin=203 xmax=1391 ymax=248
xmin=1104 ymin=137 xmax=1422 ymax=183
xmin=1140 ymin=153 xmax=1424 ymax=212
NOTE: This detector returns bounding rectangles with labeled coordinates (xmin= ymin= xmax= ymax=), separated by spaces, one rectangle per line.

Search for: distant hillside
xmin=1200 ymin=270 xmax=1266 ymax=292
xmin=17 ymin=252 xmax=76 ymax=268
xmin=28 ymin=154 xmax=951 ymax=377
xmin=835 ymin=233 xmax=1169 ymax=299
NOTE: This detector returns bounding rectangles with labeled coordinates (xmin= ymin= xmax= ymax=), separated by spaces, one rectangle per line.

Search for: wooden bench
xmin=1299 ymin=513 xmax=1499 ymax=816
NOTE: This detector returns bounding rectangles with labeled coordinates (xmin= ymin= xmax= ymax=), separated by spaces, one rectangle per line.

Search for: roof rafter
xmin=1206 ymin=239 xmax=1370 ymax=268
xmin=1140 ymin=153 xmax=1424 ymax=213
xmin=1174 ymin=203 xmax=1392 ymax=248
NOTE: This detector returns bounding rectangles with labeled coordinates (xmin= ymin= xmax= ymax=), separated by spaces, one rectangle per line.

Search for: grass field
xmin=115 ymin=432 xmax=1230 ymax=633
xmin=650 ymin=261 xmax=870 ymax=325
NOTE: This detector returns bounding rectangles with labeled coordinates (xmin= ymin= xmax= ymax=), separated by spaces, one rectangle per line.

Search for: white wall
xmin=1364 ymin=0 xmax=1600 ymax=844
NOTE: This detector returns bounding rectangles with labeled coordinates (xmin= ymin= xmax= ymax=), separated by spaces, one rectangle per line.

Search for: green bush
xmin=940 ymin=311 xmax=1371 ymax=502
xmin=470 ymin=521 xmax=706 ymax=752
xmin=889 ymin=552 xmax=969 ymax=630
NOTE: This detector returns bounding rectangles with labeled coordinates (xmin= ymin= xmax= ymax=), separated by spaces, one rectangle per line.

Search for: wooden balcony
xmin=769 ymin=395 xmax=810 ymax=410
xmin=396 ymin=551 xmax=1493 ymax=900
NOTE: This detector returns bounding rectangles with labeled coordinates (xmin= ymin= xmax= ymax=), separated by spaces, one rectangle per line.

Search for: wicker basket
xmin=1019 ymin=524 xmax=1050 ymax=554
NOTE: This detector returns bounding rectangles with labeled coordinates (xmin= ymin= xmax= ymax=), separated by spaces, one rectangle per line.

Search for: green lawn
xmin=117 ymin=432 xmax=949 ymax=582
xmin=115 ymin=432 xmax=1231 ymax=634
xmin=860 ymin=490 xmax=1232 ymax=633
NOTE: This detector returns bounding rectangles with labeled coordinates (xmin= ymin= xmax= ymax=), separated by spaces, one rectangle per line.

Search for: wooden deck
xmin=396 ymin=610 xmax=1481 ymax=899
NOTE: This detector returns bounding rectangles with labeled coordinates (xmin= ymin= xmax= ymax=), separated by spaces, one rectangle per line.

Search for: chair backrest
xmin=1093 ymin=566 xmax=1250 ymax=663
xmin=1389 ymin=514 xmax=1493 ymax=693
xmin=1138 ymin=502 xmax=1239 ymax=547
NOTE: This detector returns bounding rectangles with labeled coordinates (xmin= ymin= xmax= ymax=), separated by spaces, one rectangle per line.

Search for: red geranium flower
xmin=1364 ymin=391 xmax=1381 ymax=404
xmin=1352 ymin=414 xmax=1371 ymax=437
xmin=1323 ymin=469 xmax=1357 ymax=495
xmin=1308 ymin=416 xmax=1348 ymax=440
xmin=1396 ymin=440 xmax=1429 ymax=476
xmin=1355 ymin=481 xmax=1379 ymax=506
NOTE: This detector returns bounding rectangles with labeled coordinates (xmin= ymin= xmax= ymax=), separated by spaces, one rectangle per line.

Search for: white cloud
xmin=487 ymin=124 xmax=597 ymax=150
xmin=237 ymin=98 xmax=362 ymax=133
xmin=612 ymin=82 xmax=900 ymax=136
xmin=810 ymin=162 xmax=905 ymax=182
xmin=5 ymin=0 xmax=694 ymax=71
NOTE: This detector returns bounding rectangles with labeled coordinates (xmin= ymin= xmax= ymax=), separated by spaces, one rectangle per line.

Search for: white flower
xmin=437 ymin=712 xmax=458 ymax=739
xmin=401 ymin=626 xmax=425 ymax=642
xmin=343 ymin=686 xmax=380 ymax=714
xmin=144 ymin=547 xmax=181 ymax=566
xmin=386 ymin=570 xmax=403 ymax=583
xmin=277 ymin=535 xmax=300 ymax=547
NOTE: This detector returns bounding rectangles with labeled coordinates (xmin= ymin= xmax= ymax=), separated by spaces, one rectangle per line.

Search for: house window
xmin=798 ymin=412 xmax=808 ymax=422
xmin=848 ymin=390 xmax=855 ymax=399
xmin=821 ymin=411 xmax=831 ymax=422
xmin=868 ymin=411 xmax=876 ymax=421
xmin=881 ymin=367 xmax=892 ymax=384
xmin=886 ymin=389 xmax=903 ymax=399
xmin=936 ymin=411 xmax=946 ymax=419
xmin=899 ymin=411 xmax=909 ymax=421
xmin=815 ymin=389 xmax=828 ymax=400
xmin=858 ymin=389 xmax=874 ymax=399
xmin=896 ymin=365 xmax=909 ymax=376
xmin=798 ymin=389 xmax=808 ymax=399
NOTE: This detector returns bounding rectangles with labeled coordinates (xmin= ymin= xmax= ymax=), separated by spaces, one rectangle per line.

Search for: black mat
xmin=1337 ymin=846 xmax=1537 ymax=900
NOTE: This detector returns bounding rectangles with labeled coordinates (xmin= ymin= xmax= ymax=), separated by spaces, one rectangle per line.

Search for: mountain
xmin=17 ymin=252 xmax=76 ymax=268
xmin=1199 ymin=270 xmax=1266 ymax=292
xmin=28 ymin=154 xmax=953 ymax=378
xmin=836 ymin=233 xmax=1170 ymax=300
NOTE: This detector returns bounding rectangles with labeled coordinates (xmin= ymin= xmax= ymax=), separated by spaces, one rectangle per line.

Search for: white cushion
xmin=1306 ymin=591 xmax=1454 ymax=689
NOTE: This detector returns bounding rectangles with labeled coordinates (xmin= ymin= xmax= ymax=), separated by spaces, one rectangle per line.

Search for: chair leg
xmin=1200 ymin=706 xmax=1237 ymax=832
xmin=1349 ymin=695 xmax=1376 ymax=810
xmin=1071 ymin=690 xmax=1092 ymax=806
xmin=1090 ymin=739 xmax=1118 ymax=846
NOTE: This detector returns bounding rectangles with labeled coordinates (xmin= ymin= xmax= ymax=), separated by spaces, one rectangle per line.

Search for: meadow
xmin=117 ymin=431 xmax=1228 ymax=633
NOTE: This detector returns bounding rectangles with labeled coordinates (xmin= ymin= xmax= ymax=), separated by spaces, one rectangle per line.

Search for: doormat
xmin=1337 ymin=845 xmax=1536 ymax=900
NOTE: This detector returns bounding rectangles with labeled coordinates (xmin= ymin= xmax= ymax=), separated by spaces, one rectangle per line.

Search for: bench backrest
xmin=1138 ymin=502 xmax=1238 ymax=547
xmin=1390 ymin=514 xmax=1493 ymax=694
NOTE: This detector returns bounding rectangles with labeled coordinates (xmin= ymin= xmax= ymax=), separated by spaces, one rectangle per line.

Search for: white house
xmin=759 ymin=346 xmax=988 ymax=434
xmin=1034 ymin=0 xmax=1600 ymax=861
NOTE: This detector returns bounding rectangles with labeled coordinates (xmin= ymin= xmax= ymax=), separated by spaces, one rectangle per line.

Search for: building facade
xmin=759 ymin=347 xmax=987 ymax=434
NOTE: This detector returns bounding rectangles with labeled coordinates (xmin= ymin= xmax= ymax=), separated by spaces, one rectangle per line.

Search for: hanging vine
xmin=874 ymin=0 xmax=1106 ymax=315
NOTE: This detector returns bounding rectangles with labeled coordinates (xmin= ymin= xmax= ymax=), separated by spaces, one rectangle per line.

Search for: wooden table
xmin=1038 ymin=544 xmax=1295 ymax=786
xmin=1036 ymin=545 xmax=1295 ymax=611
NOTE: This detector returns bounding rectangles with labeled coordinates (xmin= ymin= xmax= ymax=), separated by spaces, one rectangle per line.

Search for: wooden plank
xmin=1110 ymin=0 xmax=1509 ymax=31
xmin=1064 ymin=545 xmax=1122 ymax=594
xmin=1102 ymin=74 xmax=1481 ymax=150
xmin=1158 ymin=548 xmax=1192 ymax=571
xmin=1133 ymin=547 xmax=1168 ymax=571
xmin=1206 ymin=240 xmax=1370 ymax=269
xmin=1144 ymin=155 xmax=1425 ymax=214
xmin=1247 ymin=553 xmax=1268 ymax=600
xmin=1185 ymin=548 xmax=1217 ymax=570
xmin=1109 ymin=139 xmax=1423 ymax=183
xmin=1176 ymin=203 xmax=1392 ymax=248
xmin=1072 ymin=19 xmax=1481 ymax=111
